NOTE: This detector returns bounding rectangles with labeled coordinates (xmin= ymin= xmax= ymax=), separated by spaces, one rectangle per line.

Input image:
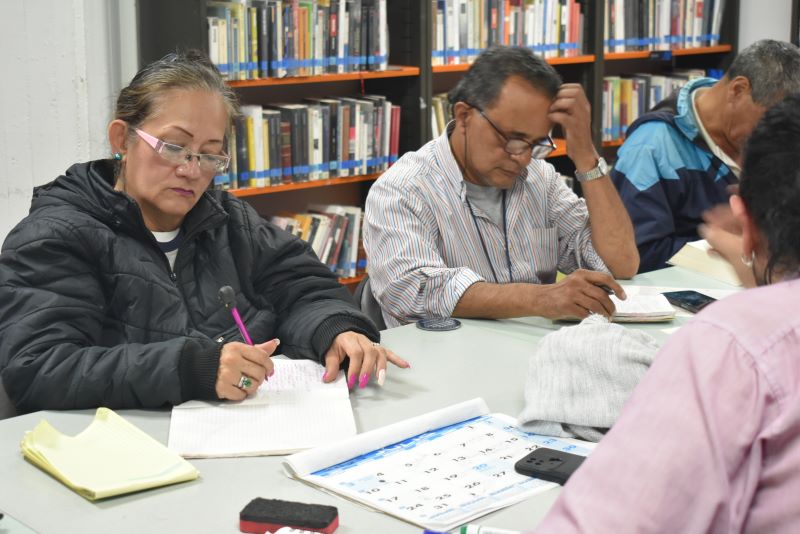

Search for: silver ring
xmin=237 ymin=375 xmax=253 ymax=389
xmin=371 ymin=342 xmax=380 ymax=347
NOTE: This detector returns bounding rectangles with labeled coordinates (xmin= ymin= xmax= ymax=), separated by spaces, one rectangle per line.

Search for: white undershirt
xmin=151 ymin=229 xmax=180 ymax=270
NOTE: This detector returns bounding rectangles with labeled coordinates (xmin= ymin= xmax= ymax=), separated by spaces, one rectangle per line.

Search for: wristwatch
xmin=574 ymin=157 xmax=610 ymax=182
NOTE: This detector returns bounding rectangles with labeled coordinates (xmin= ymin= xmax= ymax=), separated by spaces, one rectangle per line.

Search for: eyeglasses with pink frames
xmin=134 ymin=128 xmax=230 ymax=174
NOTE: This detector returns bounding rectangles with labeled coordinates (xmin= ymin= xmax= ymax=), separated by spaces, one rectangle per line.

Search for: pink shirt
xmin=535 ymin=278 xmax=800 ymax=533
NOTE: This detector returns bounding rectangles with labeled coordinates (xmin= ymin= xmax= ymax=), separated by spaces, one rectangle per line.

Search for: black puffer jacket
xmin=0 ymin=160 xmax=378 ymax=413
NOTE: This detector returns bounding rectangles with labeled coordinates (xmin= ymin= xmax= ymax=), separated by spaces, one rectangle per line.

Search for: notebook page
xmin=168 ymin=359 xmax=355 ymax=457
xmin=178 ymin=357 xmax=346 ymax=409
xmin=611 ymin=294 xmax=674 ymax=317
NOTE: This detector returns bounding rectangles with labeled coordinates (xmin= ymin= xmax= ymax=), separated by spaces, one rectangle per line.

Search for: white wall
xmin=0 ymin=0 xmax=137 ymax=244
xmin=739 ymin=0 xmax=792 ymax=49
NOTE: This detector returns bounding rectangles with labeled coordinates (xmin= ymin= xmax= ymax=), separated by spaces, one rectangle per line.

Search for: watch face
xmin=597 ymin=157 xmax=610 ymax=175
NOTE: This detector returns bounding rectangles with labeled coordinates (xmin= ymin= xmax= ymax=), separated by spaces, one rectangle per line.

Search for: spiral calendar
xmin=284 ymin=398 xmax=592 ymax=531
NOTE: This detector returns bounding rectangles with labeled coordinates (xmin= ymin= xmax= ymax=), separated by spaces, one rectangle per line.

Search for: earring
xmin=741 ymin=251 xmax=755 ymax=268
xmin=113 ymin=152 xmax=122 ymax=161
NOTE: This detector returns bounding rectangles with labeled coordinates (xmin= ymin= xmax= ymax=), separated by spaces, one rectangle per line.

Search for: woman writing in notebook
xmin=0 ymin=51 xmax=407 ymax=414
xmin=534 ymin=95 xmax=800 ymax=532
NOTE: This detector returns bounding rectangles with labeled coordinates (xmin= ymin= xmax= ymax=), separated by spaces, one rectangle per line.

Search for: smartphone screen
xmin=662 ymin=290 xmax=716 ymax=313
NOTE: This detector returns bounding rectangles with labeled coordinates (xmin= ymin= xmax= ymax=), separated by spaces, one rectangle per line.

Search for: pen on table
xmin=218 ymin=285 xmax=254 ymax=345
xmin=597 ymin=284 xmax=615 ymax=295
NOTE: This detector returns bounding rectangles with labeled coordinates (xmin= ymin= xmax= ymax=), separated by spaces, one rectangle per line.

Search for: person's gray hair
xmin=727 ymin=39 xmax=800 ymax=107
xmin=448 ymin=46 xmax=562 ymax=112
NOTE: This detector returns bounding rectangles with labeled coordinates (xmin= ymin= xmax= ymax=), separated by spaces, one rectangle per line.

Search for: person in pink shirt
xmin=534 ymin=93 xmax=800 ymax=533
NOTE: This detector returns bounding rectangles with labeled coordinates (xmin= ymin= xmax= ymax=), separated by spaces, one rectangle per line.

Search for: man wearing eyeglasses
xmin=364 ymin=46 xmax=639 ymax=327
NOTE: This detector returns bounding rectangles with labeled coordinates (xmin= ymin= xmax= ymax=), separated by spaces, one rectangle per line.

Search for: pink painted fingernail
xmin=269 ymin=368 xmax=275 ymax=377
xmin=322 ymin=372 xmax=328 ymax=381
xmin=347 ymin=374 xmax=357 ymax=389
xmin=359 ymin=373 xmax=370 ymax=389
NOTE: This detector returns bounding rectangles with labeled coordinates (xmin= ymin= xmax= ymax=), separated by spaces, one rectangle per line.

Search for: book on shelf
xmin=270 ymin=204 xmax=364 ymax=276
xmin=218 ymin=96 xmax=400 ymax=189
xmin=602 ymin=69 xmax=707 ymax=142
xmin=431 ymin=0 xmax=586 ymax=65
xmin=667 ymin=239 xmax=742 ymax=286
xmin=205 ymin=0 xmax=389 ymax=80
xmin=604 ymin=0 xmax=727 ymax=54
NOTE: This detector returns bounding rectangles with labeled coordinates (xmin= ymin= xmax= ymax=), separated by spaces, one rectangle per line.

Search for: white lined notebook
xmin=168 ymin=358 xmax=356 ymax=458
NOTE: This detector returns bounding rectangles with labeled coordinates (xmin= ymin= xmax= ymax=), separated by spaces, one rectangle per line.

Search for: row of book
xmin=601 ymin=69 xmax=710 ymax=141
xmin=432 ymin=0 xmax=586 ymax=64
xmin=215 ymin=95 xmax=401 ymax=190
xmin=604 ymin=0 xmax=727 ymax=53
xmin=206 ymin=0 xmax=389 ymax=80
xmin=270 ymin=204 xmax=366 ymax=278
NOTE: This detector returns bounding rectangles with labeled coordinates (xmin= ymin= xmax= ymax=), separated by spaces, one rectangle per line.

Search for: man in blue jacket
xmin=612 ymin=40 xmax=800 ymax=272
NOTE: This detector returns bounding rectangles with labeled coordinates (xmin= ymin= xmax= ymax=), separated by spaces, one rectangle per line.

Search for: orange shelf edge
xmin=433 ymin=54 xmax=595 ymax=73
xmin=229 ymin=173 xmax=380 ymax=197
xmin=228 ymin=66 xmax=420 ymax=88
xmin=339 ymin=274 xmax=365 ymax=286
xmin=605 ymin=44 xmax=732 ymax=61
xmin=602 ymin=139 xmax=625 ymax=148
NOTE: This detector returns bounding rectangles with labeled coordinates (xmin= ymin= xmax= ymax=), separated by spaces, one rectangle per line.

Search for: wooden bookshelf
xmin=230 ymin=174 xmax=380 ymax=197
xmin=432 ymin=54 xmax=596 ymax=73
xmin=228 ymin=66 xmax=420 ymax=88
xmin=604 ymin=44 xmax=733 ymax=61
xmin=550 ymin=138 xmax=568 ymax=158
xmin=602 ymin=139 xmax=625 ymax=148
xmin=339 ymin=274 xmax=366 ymax=287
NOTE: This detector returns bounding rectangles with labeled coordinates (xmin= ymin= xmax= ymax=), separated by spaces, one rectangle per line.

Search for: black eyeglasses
xmin=471 ymin=105 xmax=557 ymax=159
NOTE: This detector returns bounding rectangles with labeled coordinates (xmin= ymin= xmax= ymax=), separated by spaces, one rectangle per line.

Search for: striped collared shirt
xmin=364 ymin=128 xmax=608 ymax=328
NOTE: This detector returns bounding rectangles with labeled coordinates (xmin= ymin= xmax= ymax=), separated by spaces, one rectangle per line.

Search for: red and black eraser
xmin=239 ymin=498 xmax=339 ymax=534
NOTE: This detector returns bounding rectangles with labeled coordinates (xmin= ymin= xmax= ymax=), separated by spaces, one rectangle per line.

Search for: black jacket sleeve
xmin=0 ymin=218 xmax=220 ymax=413
xmin=235 ymin=202 xmax=380 ymax=362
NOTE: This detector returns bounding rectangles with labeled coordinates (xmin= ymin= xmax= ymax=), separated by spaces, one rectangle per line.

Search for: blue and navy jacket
xmin=611 ymin=77 xmax=738 ymax=273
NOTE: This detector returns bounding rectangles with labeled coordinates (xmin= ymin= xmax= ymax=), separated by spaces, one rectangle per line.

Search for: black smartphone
xmin=513 ymin=447 xmax=586 ymax=485
xmin=662 ymin=290 xmax=716 ymax=313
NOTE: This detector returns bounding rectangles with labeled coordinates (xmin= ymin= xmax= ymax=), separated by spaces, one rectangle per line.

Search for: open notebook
xmin=610 ymin=293 xmax=675 ymax=322
xmin=168 ymin=358 xmax=356 ymax=458
xmin=20 ymin=408 xmax=198 ymax=500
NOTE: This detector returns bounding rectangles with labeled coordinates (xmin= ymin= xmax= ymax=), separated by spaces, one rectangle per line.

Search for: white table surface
xmin=0 ymin=267 xmax=738 ymax=534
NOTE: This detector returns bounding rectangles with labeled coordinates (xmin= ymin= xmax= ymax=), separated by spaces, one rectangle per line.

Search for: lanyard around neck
xmin=465 ymin=190 xmax=513 ymax=284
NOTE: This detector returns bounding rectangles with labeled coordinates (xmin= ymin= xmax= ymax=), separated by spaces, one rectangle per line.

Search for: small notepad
xmin=20 ymin=408 xmax=199 ymax=500
xmin=610 ymin=294 xmax=676 ymax=322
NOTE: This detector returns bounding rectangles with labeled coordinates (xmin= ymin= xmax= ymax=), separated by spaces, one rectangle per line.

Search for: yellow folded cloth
xmin=21 ymin=407 xmax=199 ymax=500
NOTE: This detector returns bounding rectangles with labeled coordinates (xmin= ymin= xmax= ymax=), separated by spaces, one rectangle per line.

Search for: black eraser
xmin=240 ymin=498 xmax=339 ymax=533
